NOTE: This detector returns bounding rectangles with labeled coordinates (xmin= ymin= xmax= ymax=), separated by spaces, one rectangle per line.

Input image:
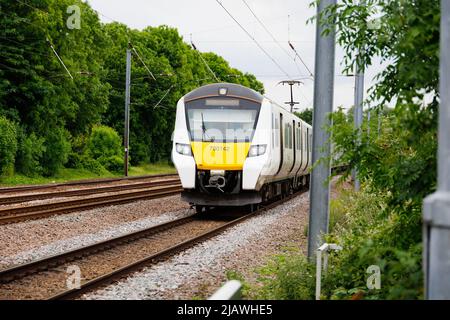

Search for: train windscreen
xmin=185 ymin=98 xmax=261 ymax=143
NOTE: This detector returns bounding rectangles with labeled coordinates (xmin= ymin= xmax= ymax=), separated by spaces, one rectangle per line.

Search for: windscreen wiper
xmin=201 ymin=113 xmax=214 ymax=142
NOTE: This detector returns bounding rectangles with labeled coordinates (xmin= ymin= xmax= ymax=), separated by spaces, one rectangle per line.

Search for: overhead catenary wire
xmin=215 ymin=0 xmax=291 ymax=79
xmin=129 ymin=43 xmax=157 ymax=81
xmin=288 ymin=41 xmax=314 ymax=77
xmin=153 ymin=85 xmax=175 ymax=109
xmin=47 ymin=39 xmax=73 ymax=80
xmin=14 ymin=0 xmax=49 ymax=15
xmin=241 ymin=0 xmax=307 ymax=77
xmin=191 ymin=36 xmax=221 ymax=82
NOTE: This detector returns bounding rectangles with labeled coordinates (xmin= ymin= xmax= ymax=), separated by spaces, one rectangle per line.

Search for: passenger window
xmin=285 ymin=125 xmax=288 ymax=148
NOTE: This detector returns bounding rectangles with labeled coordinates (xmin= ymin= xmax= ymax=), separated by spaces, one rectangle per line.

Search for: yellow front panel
xmin=191 ymin=142 xmax=251 ymax=170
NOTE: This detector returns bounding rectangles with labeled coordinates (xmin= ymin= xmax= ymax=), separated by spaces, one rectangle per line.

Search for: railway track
xmin=0 ymin=173 xmax=178 ymax=195
xmin=0 ymin=189 xmax=306 ymax=300
xmin=0 ymin=178 xmax=180 ymax=205
xmin=0 ymin=183 xmax=182 ymax=225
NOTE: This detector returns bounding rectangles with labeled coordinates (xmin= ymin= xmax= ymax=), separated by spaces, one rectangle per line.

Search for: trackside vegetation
xmin=0 ymin=0 xmax=263 ymax=183
xmin=243 ymin=0 xmax=438 ymax=300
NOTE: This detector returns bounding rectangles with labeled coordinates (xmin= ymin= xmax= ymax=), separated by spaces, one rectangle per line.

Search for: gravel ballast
xmin=82 ymin=177 xmax=350 ymax=300
xmin=0 ymin=195 xmax=190 ymax=268
xmin=82 ymin=193 xmax=311 ymax=300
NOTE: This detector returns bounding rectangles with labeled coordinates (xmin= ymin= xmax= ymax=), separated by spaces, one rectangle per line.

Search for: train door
xmin=295 ymin=122 xmax=303 ymax=175
xmin=290 ymin=120 xmax=296 ymax=173
xmin=277 ymin=113 xmax=284 ymax=175
xmin=306 ymin=127 xmax=310 ymax=168
xmin=299 ymin=122 xmax=303 ymax=167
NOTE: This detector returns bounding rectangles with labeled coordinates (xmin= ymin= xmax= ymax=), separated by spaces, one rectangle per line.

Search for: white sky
xmin=86 ymin=0 xmax=382 ymax=111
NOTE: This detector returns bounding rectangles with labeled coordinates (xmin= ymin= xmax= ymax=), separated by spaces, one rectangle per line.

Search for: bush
xmin=66 ymin=152 xmax=83 ymax=169
xmin=86 ymin=125 xmax=122 ymax=160
xmin=41 ymin=128 xmax=71 ymax=176
xmin=253 ymin=253 xmax=316 ymax=300
xmin=250 ymin=184 xmax=423 ymax=300
xmin=16 ymin=133 xmax=46 ymax=176
xmin=99 ymin=155 xmax=123 ymax=173
xmin=0 ymin=117 xmax=18 ymax=176
xmin=78 ymin=156 xmax=109 ymax=175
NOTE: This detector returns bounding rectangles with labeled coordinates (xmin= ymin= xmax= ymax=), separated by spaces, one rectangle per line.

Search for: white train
xmin=172 ymin=83 xmax=312 ymax=213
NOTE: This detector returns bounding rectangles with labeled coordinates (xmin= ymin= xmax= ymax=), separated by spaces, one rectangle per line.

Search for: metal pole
xmin=290 ymin=83 xmax=294 ymax=112
xmin=353 ymin=55 xmax=364 ymax=191
xmin=307 ymin=0 xmax=336 ymax=259
xmin=352 ymin=0 xmax=366 ymax=191
xmin=423 ymin=0 xmax=450 ymax=299
xmin=279 ymin=80 xmax=301 ymax=112
xmin=124 ymin=45 xmax=132 ymax=177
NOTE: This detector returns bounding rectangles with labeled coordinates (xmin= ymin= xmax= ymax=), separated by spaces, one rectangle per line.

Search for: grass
xmin=128 ymin=162 xmax=176 ymax=176
xmin=0 ymin=162 xmax=177 ymax=187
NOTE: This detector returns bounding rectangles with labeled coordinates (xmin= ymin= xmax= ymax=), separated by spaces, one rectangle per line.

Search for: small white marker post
xmin=316 ymin=243 xmax=342 ymax=300
xmin=208 ymin=280 xmax=242 ymax=300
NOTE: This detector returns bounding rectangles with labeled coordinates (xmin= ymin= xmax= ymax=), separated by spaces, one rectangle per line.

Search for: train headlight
xmin=248 ymin=144 xmax=267 ymax=157
xmin=175 ymin=143 xmax=192 ymax=156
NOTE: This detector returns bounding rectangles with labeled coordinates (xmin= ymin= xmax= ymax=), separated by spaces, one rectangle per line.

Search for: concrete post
xmin=353 ymin=53 xmax=364 ymax=191
xmin=307 ymin=0 xmax=337 ymax=258
xmin=423 ymin=0 xmax=450 ymax=299
xmin=124 ymin=46 xmax=131 ymax=176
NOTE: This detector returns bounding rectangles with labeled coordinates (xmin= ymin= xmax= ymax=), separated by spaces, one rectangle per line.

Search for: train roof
xmin=184 ymin=83 xmax=264 ymax=104
xmin=183 ymin=83 xmax=312 ymax=127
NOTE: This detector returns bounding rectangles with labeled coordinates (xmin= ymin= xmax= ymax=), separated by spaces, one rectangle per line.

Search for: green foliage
xmin=41 ymin=128 xmax=71 ymax=176
xmin=253 ymin=252 xmax=316 ymax=300
xmin=295 ymin=108 xmax=313 ymax=125
xmin=0 ymin=116 xmax=18 ymax=176
xmin=1 ymin=0 xmax=264 ymax=178
xmin=100 ymin=24 xmax=264 ymax=165
xmin=251 ymin=185 xmax=423 ymax=300
xmin=77 ymin=155 xmax=109 ymax=175
xmin=98 ymin=155 xmax=123 ymax=173
xmin=252 ymin=0 xmax=438 ymax=300
xmin=321 ymin=186 xmax=423 ymax=300
xmin=86 ymin=125 xmax=122 ymax=160
xmin=16 ymin=133 xmax=46 ymax=176
xmin=322 ymin=1 xmax=437 ymax=298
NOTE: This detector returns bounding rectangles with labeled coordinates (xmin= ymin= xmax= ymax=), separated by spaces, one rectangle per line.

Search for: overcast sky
xmin=87 ymin=0 xmax=382 ymax=112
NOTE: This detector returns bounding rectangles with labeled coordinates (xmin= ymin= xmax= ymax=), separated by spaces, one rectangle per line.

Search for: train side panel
xmin=242 ymin=99 xmax=272 ymax=190
xmin=172 ymin=99 xmax=196 ymax=189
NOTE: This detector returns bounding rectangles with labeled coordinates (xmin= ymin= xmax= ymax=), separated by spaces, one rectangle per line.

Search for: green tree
xmin=312 ymin=0 xmax=439 ymax=298
xmin=86 ymin=125 xmax=122 ymax=159
xmin=41 ymin=127 xmax=71 ymax=176
xmin=295 ymin=108 xmax=313 ymax=125
xmin=0 ymin=116 xmax=18 ymax=176
xmin=1 ymin=0 xmax=264 ymax=175
xmin=16 ymin=132 xmax=46 ymax=176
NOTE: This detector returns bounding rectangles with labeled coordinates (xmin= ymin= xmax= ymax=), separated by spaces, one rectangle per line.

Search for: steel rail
xmin=0 ymin=173 xmax=178 ymax=194
xmin=0 ymin=184 xmax=182 ymax=225
xmin=0 ymin=215 xmax=196 ymax=284
xmin=48 ymin=189 xmax=307 ymax=300
xmin=0 ymin=178 xmax=180 ymax=205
